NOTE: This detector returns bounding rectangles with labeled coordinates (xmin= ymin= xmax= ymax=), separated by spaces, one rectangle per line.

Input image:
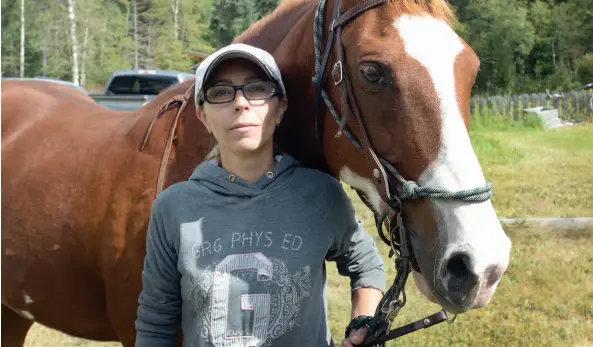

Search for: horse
xmin=1 ymin=0 xmax=512 ymax=346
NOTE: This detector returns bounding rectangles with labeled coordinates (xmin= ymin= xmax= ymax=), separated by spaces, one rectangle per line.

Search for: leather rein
xmin=139 ymin=83 xmax=195 ymax=200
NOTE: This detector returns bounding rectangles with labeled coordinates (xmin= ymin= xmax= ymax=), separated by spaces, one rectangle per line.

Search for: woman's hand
xmin=340 ymin=287 xmax=383 ymax=347
xmin=341 ymin=326 xmax=368 ymax=347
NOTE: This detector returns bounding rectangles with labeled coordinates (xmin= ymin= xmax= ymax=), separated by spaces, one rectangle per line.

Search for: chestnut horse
xmin=1 ymin=0 xmax=511 ymax=346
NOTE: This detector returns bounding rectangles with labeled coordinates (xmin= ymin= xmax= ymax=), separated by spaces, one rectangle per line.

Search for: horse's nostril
xmin=445 ymin=252 xmax=479 ymax=295
xmin=447 ymin=253 xmax=470 ymax=278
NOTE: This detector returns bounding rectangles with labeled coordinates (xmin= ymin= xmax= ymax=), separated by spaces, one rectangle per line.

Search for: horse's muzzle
xmin=437 ymin=245 xmax=509 ymax=313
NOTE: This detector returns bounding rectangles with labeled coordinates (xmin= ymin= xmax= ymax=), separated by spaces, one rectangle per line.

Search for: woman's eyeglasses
xmin=200 ymin=81 xmax=281 ymax=104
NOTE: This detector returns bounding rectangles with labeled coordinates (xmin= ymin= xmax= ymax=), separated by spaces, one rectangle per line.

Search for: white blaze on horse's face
xmin=393 ymin=14 xmax=511 ymax=312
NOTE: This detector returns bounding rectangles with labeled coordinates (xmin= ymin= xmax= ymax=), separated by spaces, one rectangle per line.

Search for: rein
xmin=311 ymin=0 xmax=493 ymax=345
xmin=139 ymin=83 xmax=195 ymax=199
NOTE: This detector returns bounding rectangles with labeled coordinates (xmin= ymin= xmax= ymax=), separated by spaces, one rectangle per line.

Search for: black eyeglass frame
xmin=198 ymin=81 xmax=283 ymax=105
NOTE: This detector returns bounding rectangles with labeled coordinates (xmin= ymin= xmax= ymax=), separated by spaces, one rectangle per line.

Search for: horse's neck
xmin=237 ymin=1 xmax=328 ymax=172
xmin=277 ymin=2 xmax=329 ymax=171
xmin=235 ymin=0 xmax=317 ymax=51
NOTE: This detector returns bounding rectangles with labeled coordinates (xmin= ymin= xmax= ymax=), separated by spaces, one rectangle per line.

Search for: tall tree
xmin=67 ymin=0 xmax=80 ymax=85
xmin=170 ymin=0 xmax=179 ymax=40
xmin=208 ymin=0 xmax=257 ymax=48
xmin=133 ymin=0 xmax=139 ymax=69
xmin=254 ymin=0 xmax=280 ymax=19
xmin=455 ymin=0 xmax=536 ymax=94
xmin=20 ymin=0 xmax=25 ymax=77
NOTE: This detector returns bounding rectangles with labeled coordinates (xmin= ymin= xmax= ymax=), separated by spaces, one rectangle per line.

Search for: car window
xmin=107 ymin=75 xmax=179 ymax=95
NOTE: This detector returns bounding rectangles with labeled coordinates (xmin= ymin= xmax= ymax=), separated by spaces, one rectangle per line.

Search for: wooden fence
xmin=469 ymin=90 xmax=593 ymax=123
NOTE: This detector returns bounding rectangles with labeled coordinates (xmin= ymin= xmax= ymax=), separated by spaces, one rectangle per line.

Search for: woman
xmin=135 ymin=43 xmax=385 ymax=347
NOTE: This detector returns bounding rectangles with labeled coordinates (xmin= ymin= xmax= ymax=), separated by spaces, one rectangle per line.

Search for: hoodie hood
xmin=189 ymin=153 xmax=300 ymax=199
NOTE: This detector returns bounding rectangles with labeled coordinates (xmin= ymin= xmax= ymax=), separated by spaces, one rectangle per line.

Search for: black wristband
xmin=345 ymin=315 xmax=373 ymax=338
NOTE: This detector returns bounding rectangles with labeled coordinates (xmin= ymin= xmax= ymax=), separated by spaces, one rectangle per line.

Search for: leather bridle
xmin=314 ymin=0 xmax=392 ymax=204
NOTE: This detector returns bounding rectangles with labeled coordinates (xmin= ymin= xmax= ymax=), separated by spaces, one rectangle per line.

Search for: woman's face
xmin=197 ymin=59 xmax=287 ymax=156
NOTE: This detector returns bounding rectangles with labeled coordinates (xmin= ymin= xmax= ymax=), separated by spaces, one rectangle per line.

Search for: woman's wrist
xmin=351 ymin=287 xmax=384 ymax=318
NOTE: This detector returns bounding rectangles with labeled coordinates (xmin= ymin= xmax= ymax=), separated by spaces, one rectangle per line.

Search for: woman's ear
xmin=196 ymin=106 xmax=212 ymax=134
xmin=277 ymin=97 xmax=288 ymax=124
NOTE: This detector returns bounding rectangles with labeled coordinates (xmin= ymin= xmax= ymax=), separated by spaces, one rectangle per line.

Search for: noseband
xmin=311 ymin=0 xmax=493 ymax=345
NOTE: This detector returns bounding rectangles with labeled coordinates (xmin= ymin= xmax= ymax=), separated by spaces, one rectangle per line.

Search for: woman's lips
xmin=230 ymin=124 xmax=259 ymax=132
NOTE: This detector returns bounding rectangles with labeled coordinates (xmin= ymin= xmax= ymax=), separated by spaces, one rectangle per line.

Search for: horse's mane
xmin=388 ymin=0 xmax=455 ymax=25
xmin=237 ymin=0 xmax=455 ymax=46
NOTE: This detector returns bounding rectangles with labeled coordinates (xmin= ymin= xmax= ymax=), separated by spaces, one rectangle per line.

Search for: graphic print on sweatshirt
xmin=180 ymin=221 xmax=314 ymax=347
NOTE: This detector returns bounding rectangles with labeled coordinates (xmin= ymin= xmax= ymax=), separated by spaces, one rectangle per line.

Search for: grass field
xmin=23 ymin=122 xmax=593 ymax=346
xmin=469 ymin=121 xmax=593 ymax=218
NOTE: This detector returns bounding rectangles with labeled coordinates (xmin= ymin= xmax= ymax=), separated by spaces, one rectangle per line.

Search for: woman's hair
xmin=204 ymin=143 xmax=220 ymax=162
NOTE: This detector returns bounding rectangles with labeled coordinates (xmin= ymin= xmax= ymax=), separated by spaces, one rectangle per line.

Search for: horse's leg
xmin=103 ymin=245 xmax=146 ymax=347
xmin=104 ymin=262 xmax=184 ymax=347
xmin=103 ymin=278 xmax=138 ymax=347
xmin=1 ymin=304 xmax=34 ymax=347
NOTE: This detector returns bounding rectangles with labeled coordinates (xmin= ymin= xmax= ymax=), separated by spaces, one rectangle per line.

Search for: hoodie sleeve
xmin=324 ymin=179 xmax=386 ymax=294
xmin=135 ymin=196 xmax=181 ymax=347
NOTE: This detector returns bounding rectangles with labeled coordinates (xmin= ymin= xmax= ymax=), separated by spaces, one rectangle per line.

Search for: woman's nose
xmin=234 ymin=90 xmax=250 ymax=111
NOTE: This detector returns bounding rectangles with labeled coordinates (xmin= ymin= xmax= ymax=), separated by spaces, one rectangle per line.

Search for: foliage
xmin=1 ymin=0 xmax=590 ymax=94
xmin=0 ymin=0 xmax=229 ymax=86
xmin=450 ymin=0 xmax=592 ymax=95
xmin=577 ymin=53 xmax=593 ymax=84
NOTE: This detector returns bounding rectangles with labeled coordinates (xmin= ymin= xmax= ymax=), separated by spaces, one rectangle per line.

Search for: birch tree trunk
xmin=170 ymin=0 xmax=179 ymax=40
xmin=148 ymin=19 xmax=152 ymax=67
xmin=81 ymin=25 xmax=89 ymax=86
xmin=133 ymin=0 xmax=139 ymax=69
xmin=20 ymin=0 xmax=25 ymax=78
xmin=68 ymin=0 xmax=80 ymax=85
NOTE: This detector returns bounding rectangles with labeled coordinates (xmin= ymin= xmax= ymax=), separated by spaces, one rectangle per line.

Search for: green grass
xmin=327 ymin=191 xmax=593 ymax=346
xmin=23 ymin=121 xmax=593 ymax=346
xmin=469 ymin=122 xmax=593 ymax=217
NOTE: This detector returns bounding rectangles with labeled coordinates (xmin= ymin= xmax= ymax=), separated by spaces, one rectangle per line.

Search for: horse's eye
xmin=360 ymin=63 xmax=384 ymax=84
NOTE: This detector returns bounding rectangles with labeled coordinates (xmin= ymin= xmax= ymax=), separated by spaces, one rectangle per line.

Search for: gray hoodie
xmin=135 ymin=154 xmax=386 ymax=347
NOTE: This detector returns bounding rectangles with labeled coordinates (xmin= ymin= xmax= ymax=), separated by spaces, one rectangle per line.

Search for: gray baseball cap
xmin=194 ymin=43 xmax=286 ymax=105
